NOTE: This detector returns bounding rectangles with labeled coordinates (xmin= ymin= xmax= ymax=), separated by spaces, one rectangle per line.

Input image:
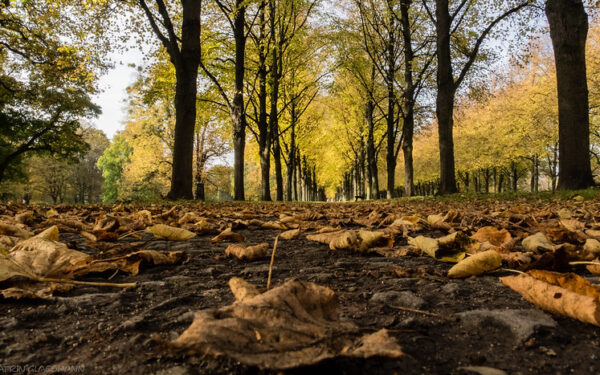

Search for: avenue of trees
xmin=1 ymin=0 xmax=599 ymax=203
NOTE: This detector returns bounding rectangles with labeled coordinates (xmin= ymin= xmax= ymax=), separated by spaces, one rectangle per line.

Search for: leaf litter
xmin=3 ymin=199 xmax=600 ymax=373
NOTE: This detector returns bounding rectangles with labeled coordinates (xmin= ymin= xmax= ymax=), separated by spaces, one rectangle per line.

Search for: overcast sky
xmin=91 ymin=50 xmax=142 ymax=140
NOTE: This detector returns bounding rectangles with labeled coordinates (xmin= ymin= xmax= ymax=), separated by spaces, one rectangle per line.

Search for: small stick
xmin=266 ymin=235 xmax=280 ymax=290
xmin=119 ymin=230 xmax=144 ymax=240
xmin=569 ymin=261 xmax=600 ymax=266
xmin=38 ymin=277 xmax=136 ymax=288
xmin=499 ymin=268 xmax=525 ymax=275
xmin=388 ymin=305 xmax=456 ymax=321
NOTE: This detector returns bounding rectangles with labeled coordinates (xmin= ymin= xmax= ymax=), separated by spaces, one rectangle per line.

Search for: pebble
xmin=370 ymin=291 xmax=426 ymax=309
xmin=441 ymin=282 xmax=460 ymax=295
xmin=155 ymin=366 xmax=190 ymax=375
xmin=457 ymin=309 xmax=557 ymax=343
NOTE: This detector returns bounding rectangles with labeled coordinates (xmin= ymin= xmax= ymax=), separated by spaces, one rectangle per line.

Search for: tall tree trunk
xmin=385 ymin=41 xmax=397 ymax=198
xmin=257 ymin=1 xmax=271 ymax=201
xmin=166 ymin=0 xmax=201 ymax=200
xmin=232 ymin=0 xmax=247 ymax=200
xmin=366 ymin=98 xmax=376 ymax=199
xmin=400 ymin=0 xmax=415 ymax=197
xmin=546 ymin=0 xmax=595 ymax=190
xmin=435 ymin=0 xmax=458 ymax=194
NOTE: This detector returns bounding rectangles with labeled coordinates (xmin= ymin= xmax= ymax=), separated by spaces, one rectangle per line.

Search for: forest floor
xmin=2 ymin=194 xmax=600 ymax=374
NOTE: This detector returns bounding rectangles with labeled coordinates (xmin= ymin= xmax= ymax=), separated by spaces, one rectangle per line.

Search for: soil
xmin=2 ymin=200 xmax=600 ymax=374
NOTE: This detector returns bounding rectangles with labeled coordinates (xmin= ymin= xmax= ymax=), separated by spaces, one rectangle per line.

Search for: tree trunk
xmin=163 ymin=0 xmax=201 ymax=200
xmin=546 ymin=0 xmax=595 ymax=190
xmin=400 ymin=0 xmax=415 ymax=197
xmin=435 ymin=0 xmax=458 ymax=194
xmin=257 ymin=1 xmax=271 ymax=201
xmin=232 ymin=0 xmax=247 ymax=201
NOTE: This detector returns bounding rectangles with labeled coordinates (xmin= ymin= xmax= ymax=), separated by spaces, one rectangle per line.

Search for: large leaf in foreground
xmin=500 ymin=270 xmax=600 ymax=326
xmin=166 ymin=279 xmax=403 ymax=369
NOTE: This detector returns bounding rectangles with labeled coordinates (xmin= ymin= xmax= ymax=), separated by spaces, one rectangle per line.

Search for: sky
xmin=91 ymin=50 xmax=142 ymax=140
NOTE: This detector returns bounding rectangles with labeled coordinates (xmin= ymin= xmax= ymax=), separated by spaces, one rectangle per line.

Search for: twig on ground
xmin=266 ymin=235 xmax=280 ymax=290
xmin=389 ymin=305 xmax=457 ymax=321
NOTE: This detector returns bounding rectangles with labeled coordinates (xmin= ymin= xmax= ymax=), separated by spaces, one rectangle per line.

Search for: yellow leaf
xmin=35 ymin=226 xmax=59 ymax=241
xmin=500 ymin=271 xmax=600 ymax=326
xmin=447 ymin=250 xmax=502 ymax=278
xmin=46 ymin=208 xmax=59 ymax=218
xmin=146 ymin=224 xmax=196 ymax=241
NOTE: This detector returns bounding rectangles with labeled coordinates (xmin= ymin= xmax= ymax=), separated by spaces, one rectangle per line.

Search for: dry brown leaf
xmin=78 ymin=250 xmax=185 ymax=276
xmin=225 ymin=243 xmax=269 ymax=260
xmin=211 ymin=228 xmax=245 ymax=243
xmin=0 ymin=222 xmax=33 ymax=239
xmin=585 ymin=229 xmax=600 ymax=239
xmin=146 ymin=224 xmax=196 ymax=241
xmin=93 ymin=214 xmax=119 ymax=232
xmin=178 ymin=212 xmax=200 ymax=225
xmin=260 ymin=221 xmax=287 ymax=230
xmin=557 ymin=208 xmax=573 ymax=219
xmin=522 ymin=232 xmax=554 ymax=253
xmin=427 ymin=214 xmax=451 ymax=231
xmin=560 ymin=219 xmax=585 ymax=233
xmin=584 ymin=239 xmax=600 ymax=254
xmin=500 ymin=271 xmax=600 ymax=326
xmin=357 ymin=230 xmax=394 ymax=252
xmin=280 ymin=229 xmax=301 ymax=240
xmin=229 ymin=277 xmax=260 ymax=301
xmin=329 ymin=230 xmax=359 ymax=250
xmin=166 ymin=279 xmax=402 ymax=369
xmin=447 ymin=250 xmax=502 ymax=278
xmin=0 ymin=237 xmax=91 ymax=282
xmin=470 ymin=226 xmax=515 ymax=252
xmin=316 ymin=226 xmax=341 ymax=234
xmin=408 ymin=232 xmax=470 ymax=262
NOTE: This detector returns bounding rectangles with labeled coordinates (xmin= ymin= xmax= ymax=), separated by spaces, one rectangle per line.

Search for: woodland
xmin=3 ymin=0 xmax=600 ymax=374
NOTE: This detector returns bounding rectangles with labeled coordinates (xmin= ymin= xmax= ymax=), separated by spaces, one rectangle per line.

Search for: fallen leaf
xmin=408 ymin=232 xmax=471 ymax=262
xmin=0 ymin=223 xmax=33 ymax=239
xmin=280 ymin=229 xmax=301 ymax=240
xmin=0 ymin=237 xmax=91 ymax=282
xmin=471 ymin=226 xmax=515 ymax=252
xmin=427 ymin=214 xmax=451 ymax=231
xmin=500 ymin=270 xmax=600 ymax=326
xmin=211 ymin=228 xmax=245 ymax=243
xmin=584 ymin=239 xmax=600 ymax=254
xmin=79 ymin=250 xmax=185 ymax=276
xmin=522 ymin=232 xmax=554 ymax=253
xmin=229 ymin=277 xmax=260 ymax=301
xmin=357 ymin=230 xmax=394 ymax=252
xmin=225 ymin=243 xmax=269 ymax=260
xmin=447 ymin=250 xmax=502 ymax=278
xmin=46 ymin=208 xmax=59 ymax=218
xmin=146 ymin=224 xmax=196 ymax=241
xmin=166 ymin=279 xmax=403 ymax=369
xmin=35 ymin=226 xmax=59 ymax=241
xmin=260 ymin=221 xmax=287 ymax=230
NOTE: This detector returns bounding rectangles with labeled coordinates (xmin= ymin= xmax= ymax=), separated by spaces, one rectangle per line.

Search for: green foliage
xmin=0 ymin=0 xmax=106 ymax=183
xmin=97 ymin=135 xmax=132 ymax=202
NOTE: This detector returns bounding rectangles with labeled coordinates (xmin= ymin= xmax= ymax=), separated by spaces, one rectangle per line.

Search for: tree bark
xmin=400 ymin=0 xmax=415 ymax=197
xmin=435 ymin=0 xmax=458 ymax=194
xmin=546 ymin=0 xmax=595 ymax=190
xmin=257 ymin=1 xmax=271 ymax=201
xmin=232 ymin=0 xmax=247 ymax=200
xmin=163 ymin=0 xmax=201 ymax=200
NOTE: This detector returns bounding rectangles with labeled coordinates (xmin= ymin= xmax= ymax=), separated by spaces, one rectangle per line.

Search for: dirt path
xmin=1 ymin=201 xmax=600 ymax=374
